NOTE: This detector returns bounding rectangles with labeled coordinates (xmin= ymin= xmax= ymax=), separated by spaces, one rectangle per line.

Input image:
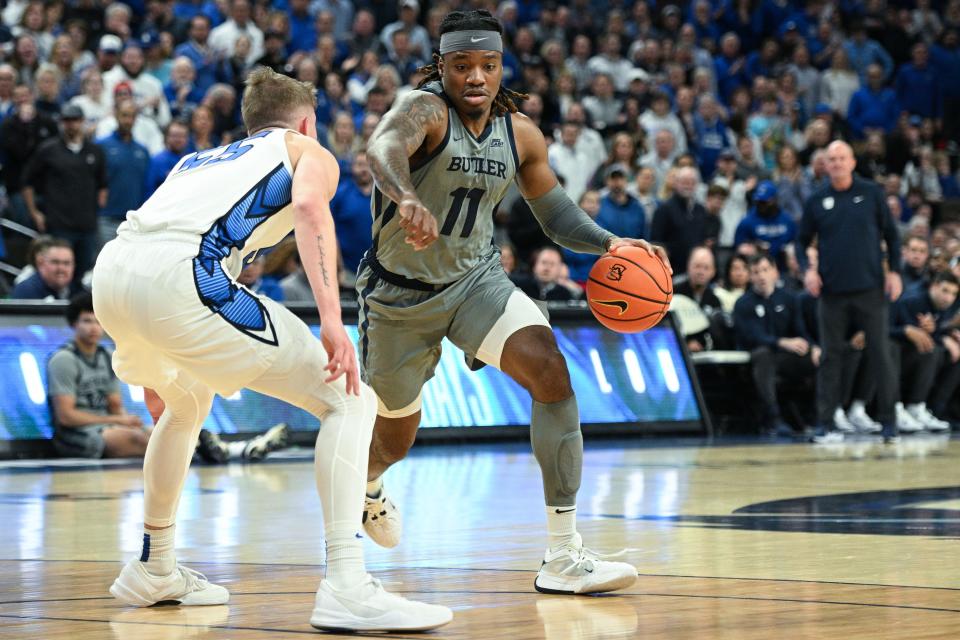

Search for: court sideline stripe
xmin=3 ymin=558 xmax=960 ymax=593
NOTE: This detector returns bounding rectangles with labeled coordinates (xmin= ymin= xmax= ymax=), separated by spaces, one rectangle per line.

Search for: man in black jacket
xmin=798 ymin=141 xmax=902 ymax=442
xmin=889 ymin=271 xmax=960 ymax=431
xmin=650 ymin=166 xmax=708 ymax=276
xmin=734 ymin=254 xmax=819 ymax=437
xmin=22 ymin=104 xmax=107 ymax=280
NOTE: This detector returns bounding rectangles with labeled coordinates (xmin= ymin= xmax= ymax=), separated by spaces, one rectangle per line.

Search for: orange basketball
xmin=586 ymin=246 xmax=673 ymax=333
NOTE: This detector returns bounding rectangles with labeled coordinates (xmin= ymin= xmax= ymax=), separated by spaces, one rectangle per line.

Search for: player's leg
xmin=110 ymin=371 xmax=229 ymax=607
xmin=101 ymin=426 xmax=150 ymax=457
xmin=454 ymin=285 xmax=638 ymax=595
xmin=356 ymin=267 xmax=446 ymax=549
xmin=245 ymin=305 xmax=450 ymax=631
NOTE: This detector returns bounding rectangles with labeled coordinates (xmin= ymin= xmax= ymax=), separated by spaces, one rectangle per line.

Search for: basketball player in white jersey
xmin=92 ymin=67 xmax=451 ymax=632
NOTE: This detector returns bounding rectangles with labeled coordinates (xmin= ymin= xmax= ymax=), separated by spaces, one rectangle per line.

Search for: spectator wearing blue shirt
xmin=9 ymin=240 xmax=84 ymax=300
xmin=173 ymin=16 xmax=220 ymax=94
xmin=734 ymin=181 xmax=797 ymax=269
xmin=96 ymin=99 xmax=151 ymax=249
xmin=237 ymin=255 xmax=284 ymax=302
xmin=164 ymin=57 xmax=207 ymax=119
xmin=288 ymin=0 xmax=316 ymax=54
xmin=744 ymin=39 xmax=780 ymax=83
xmin=846 ymin=64 xmax=900 ymax=139
xmin=315 ymin=72 xmax=355 ymax=130
xmin=310 ymin=0 xmax=353 ymax=41
xmin=843 ymin=22 xmax=894 ymax=82
xmin=692 ymin=95 xmax=734 ymax=179
xmin=931 ymin=30 xmax=960 ymax=143
xmin=714 ymin=32 xmax=749 ymax=105
xmin=596 ymin=164 xmax=646 ymax=244
xmin=895 ymin=43 xmax=941 ymax=120
xmin=146 ymin=121 xmax=191 ymax=198
xmin=329 ymin=152 xmax=374 ymax=275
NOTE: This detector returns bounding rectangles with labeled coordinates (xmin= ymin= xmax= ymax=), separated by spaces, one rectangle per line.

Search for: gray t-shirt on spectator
xmin=47 ymin=342 xmax=118 ymax=425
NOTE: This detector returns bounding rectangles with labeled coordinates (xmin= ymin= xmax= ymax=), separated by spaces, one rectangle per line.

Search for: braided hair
xmin=416 ymin=10 xmax=528 ymax=117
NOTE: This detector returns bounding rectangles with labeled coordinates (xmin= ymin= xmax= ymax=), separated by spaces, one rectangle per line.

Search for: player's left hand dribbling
xmin=320 ymin=322 xmax=360 ymax=395
xmin=607 ymin=237 xmax=672 ymax=274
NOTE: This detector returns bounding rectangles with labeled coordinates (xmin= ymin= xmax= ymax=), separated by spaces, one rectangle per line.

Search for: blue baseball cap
xmin=754 ymin=180 xmax=777 ymax=202
xmin=814 ymin=103 xmax=832 ymax=116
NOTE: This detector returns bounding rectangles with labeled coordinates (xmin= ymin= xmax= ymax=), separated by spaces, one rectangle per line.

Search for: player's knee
xmin=528 ymin=349 xmax=573 ymax=403
xmin=371 ymin=414 xmax=419 ymax=466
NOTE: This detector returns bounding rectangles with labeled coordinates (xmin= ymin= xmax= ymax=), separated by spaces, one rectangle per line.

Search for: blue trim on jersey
xmin=192 ymin=163 xmax=292 ymax=346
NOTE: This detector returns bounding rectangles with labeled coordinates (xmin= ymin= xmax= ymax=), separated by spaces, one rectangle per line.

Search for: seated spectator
xmin=715 ymin=253 xmax=749 ymax=313
xmin=734 ymin=181 xmax=797 ymax=269
xmin=674 ymin=246 xmax=725 ymax=352
xmin=563 ymin=190 xmax=601 ymax=284
xmin=902 ymin=235 xmax=932 ymax=291
xmin=9 ymin=239 xmax=84 ymax=300
xmin=237 ymin=255 xmax=284 ymax=302
xmin=889 ymin=271 xmax=960 ymax=431
xmin=734 ymin=254 xmax=819 ymax=436
xmin=47 ymin=293 xmax=149 ymax=458
xmin=512 ymin=246 xmax=584 ymax=301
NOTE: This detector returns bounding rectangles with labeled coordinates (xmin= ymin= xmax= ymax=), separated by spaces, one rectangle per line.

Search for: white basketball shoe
xmin=110 ymin=559 xmax=229 ymax=607
xmin=362 ymin=488 xmax=402 ymax=548
xmin=534 ymin=533 xmax=638 ymax=595
xmin=310 ymin=575 xmax=452 ymax=632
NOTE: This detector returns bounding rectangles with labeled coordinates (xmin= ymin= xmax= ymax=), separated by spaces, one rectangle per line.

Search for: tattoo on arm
xmin=367 ymin=94 xmax=445 ymax=203
xmin=317 ymin=235 xmax=331 ymax=287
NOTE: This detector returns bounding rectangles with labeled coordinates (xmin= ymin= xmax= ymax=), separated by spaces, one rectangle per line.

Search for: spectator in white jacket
xmin=101 ymin=42 xmax=171 ymax=128
xmin=209 ymin=0 xmax=263 ymax=65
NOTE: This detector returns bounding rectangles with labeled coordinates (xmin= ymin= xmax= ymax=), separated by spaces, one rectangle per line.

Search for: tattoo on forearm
xmin=317 ymin=235 xmax=331 ymax=287
xmin=367 ymin=95 xmax=445 ymax=202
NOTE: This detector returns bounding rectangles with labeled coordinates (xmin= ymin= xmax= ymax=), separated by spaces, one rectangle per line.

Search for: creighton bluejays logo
xmin=606 ymin=264 xmax=626 ymax=282
xmin=822 ymin=196 xmax=835 ymax=210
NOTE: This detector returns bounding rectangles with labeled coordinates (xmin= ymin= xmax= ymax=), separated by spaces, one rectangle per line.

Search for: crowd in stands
xmin=1 ymin=0 xmax=959 ymax=436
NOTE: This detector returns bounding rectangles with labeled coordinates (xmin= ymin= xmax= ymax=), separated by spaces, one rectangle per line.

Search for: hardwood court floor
xmin=1 ymin=435 xmax=959 ymax=639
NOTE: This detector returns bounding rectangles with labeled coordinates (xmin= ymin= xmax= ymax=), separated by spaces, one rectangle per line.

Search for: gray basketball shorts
xmin=53 ymin=425 xmax=107 ymax=458
xmin=356 ymin=250 xmax=548 ymax=417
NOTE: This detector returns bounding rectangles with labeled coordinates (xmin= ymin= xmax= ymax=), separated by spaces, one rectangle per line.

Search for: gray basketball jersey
xmin=370 ymin=81 xmax=519 ymax=284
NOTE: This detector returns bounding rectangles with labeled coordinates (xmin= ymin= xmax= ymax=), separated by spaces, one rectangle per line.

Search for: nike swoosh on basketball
xmin=554 ymin=507 xmax=576 ymax=514
xmin=593 ymin=300 xmax=628 ymax=315
xmin=470 ymin=36 xmax=487 ymax=43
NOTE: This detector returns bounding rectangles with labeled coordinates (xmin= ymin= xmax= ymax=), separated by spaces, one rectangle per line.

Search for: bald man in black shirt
xmin=798 ymin=141 xmax=902 ymax=442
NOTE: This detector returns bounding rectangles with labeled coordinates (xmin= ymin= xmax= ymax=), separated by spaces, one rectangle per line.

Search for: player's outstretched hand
xmin=321 ymin=321 xmax=360 ymax=395
xmin=607 ymin=237 xmax=672 ymax=274
xmin=397 ymin=196 xmax=439 ymax=251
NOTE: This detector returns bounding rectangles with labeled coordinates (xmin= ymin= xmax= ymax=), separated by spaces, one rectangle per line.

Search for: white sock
xmin=141 ymin=524 xmax=176 ymax=576
xmin=851 ymin=400 xmax=866 ymax=413
xmin=545 ymin=505 xmax=577 ymax=551
xmin=324 ymin=532 xmax=367 ymax=591
xmin=227 ymin=441 xmax=246 ymax=459
xmin=366 ymin=477 xmax=383 ymax=499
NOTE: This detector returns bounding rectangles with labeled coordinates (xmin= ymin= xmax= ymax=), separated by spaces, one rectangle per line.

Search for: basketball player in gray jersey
xmin=361 ymin=10 xmax=669 ymax=595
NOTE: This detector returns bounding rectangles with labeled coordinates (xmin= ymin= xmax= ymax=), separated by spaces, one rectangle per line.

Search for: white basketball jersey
xmin=121 ymin=128 xmax=296 ymax=276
